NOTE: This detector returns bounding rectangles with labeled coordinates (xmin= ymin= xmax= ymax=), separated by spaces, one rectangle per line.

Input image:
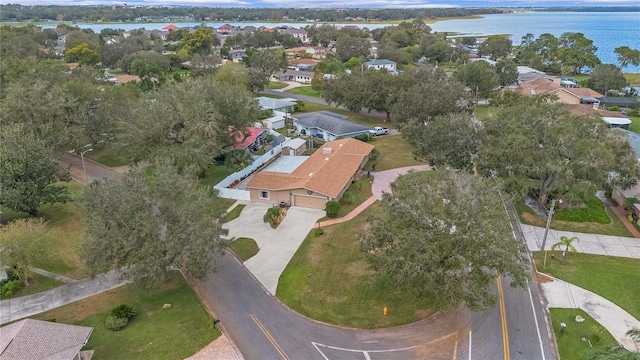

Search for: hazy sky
xmin=3 ymin=0 xmax=640 ymax=7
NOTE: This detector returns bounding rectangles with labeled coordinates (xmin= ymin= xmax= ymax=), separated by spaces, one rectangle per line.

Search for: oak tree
xmin=360 ymin=169 xmax=528 ymax=311
xmin=81 ymin=159 xmax=229 ymax=288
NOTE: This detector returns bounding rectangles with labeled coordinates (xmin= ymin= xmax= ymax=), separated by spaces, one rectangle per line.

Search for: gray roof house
xmin=0 ymin=319 xmax=93 ymax=360
xmin=364 ymin=59 xmax=397 ymax=73
xmin=293 ymin=111 xmax=370 ymax=141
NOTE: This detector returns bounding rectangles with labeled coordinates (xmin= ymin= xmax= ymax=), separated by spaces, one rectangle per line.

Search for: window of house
xmin=259 ymin=191 xmax=270 ymax=199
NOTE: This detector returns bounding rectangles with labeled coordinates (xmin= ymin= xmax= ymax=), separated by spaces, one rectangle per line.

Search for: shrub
xmin=0 ymin=279 xmax=24 ymax=298
xmin=554 ymin=197 xmax=610 ymax=224
xmin=313 ymin=228 xmax=324 ymax=236
xmin=369 ymin=149 xmax=380 ymax=162
xmin=105 ymin=315 xmax=129 ymax=331
xmin=629 ymin=109 xmax=639 ymax=117
xmin=354 ymin=134 xmax=369 ymax=142
xmin=325 ymin=200 xmax=340 ymax=218
xmin=111 ymin=304 xmax=136 ymax=320
xmin=342 ymin=191 xmax=355 ymax=205
xmin=609 ymin=106 xmax=620 ymax=111
xmin=263 ymin=206 xmax=284 ymax=228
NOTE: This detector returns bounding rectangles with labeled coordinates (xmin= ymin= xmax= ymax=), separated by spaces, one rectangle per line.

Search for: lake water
xmin=46 ymin=11 xmax=640 ymax=72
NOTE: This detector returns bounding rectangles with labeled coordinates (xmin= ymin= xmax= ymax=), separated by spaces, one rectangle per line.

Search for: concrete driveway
xmin=223 ymin=203 xmax=324 ymax=295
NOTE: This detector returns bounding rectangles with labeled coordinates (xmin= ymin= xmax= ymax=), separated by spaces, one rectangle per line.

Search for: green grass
xmin=277 ymin=204 xmax=438 ymax=329
xmin=554 ymin=196 xmax=611 ymax=224
xmin=515 ymin=198 xmax=633 ymax=237
xmin=85 ymin=144 xmax=129 ymax=167
xmin=286 ymin=86 xmax=323 ymax=98
xmin=533 ymin=252 xmax=640 ymax=319
xmin=31 ymin=272 xmax=218 ymax=360
xmin=474 ymin=105 xmax=501 ymax=121
xmin=267 ymin=81 xmax=288 ymax=90
xmin=1 ymin=182 xmax=88 ymax=279
xmin=318 ymin=176 xmax=373 ymax=221
xmin=629 ymin=116 xmax=640 ymax=134
xmin=199 ymin=163 xmax=233 ymax=188
xmin=365 ymin=135 xmax=425 ymax=171
xmin=549 ymin=308 xmax=617 ymax=360
xmin=229 ymin=237 xmax=259 ymax=262
xmin=223 ymin=204 xmax=246 ymax=223
xmin=3 ymin=273 xmax=64 ymax=299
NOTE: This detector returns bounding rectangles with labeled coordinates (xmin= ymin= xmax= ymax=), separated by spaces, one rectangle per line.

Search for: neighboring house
xmin=233 ymin=127 xmax=266 ymax=150
xmin=293 ymin=111 xmax=370 ymax=141
xmin=0 ymin=319 xmax=93 ymax=360
xmin=246 ymin=138 xmax=373 ymax=209
xmin=273 ymin=69 xmax=314 ymax=84
xmin=257 ymin=96 xmax=296 ymax=130
xmin=611 ymin=130 xmax=640 ymax=222
xmin=364 ymin=59 xmax=397 ymax=73
xmin=281 ymin=137 xmax=307 ymax=156
xmin=163 ymin=24 xmax=179 ymax=31
xmin=279 ymin=27 xmax=309 ymax=43
xmin=229 ymin=49 xmax=247 ymax=62
xmin=107 ymin=74 xmax=142 ymax=85
xmin=217 ymin=24 xmax=234 ymax=33
xmin=287 ymin=58 xmax=317 ymax=71
xmin=305 ymin=46 xmax=330 ymax=59
xmin=517 ymin=77 xmax=604 ymax=104
xmin=285 ymin=46 xmax=308 ymax=57
xmin=567 ymin=104 xmax=632 ymax=129
xmin=597 ymin=96 xmax=640 ymax=109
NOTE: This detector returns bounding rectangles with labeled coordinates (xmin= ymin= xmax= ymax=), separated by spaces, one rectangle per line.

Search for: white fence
xmin=214 ymin=141 xmax=288 ymax=200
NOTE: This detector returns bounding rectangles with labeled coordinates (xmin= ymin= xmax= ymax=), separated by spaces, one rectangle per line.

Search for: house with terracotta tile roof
xmin=163 ymin=24 xmax=179 ymax=30
xmin=516 ymin=77 xmax=604 ymax=105
xmin=247 ymin=138 xmax=373 ymax=209
xmin=0 ymin=319 xmax=93 ymax=360
xmin=567 ymin=104 xmax=632 ymax=129
xmin=217 ymin=24 xmax=234 ymax=33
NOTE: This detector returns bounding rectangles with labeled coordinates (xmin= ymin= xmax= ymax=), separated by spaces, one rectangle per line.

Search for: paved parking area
xmin=223 ymin=203 xmax=324 ymax=294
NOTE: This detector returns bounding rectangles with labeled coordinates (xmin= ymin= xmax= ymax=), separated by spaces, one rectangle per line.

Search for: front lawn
xmin=229 ymin=237 xmax=259 ymax=262
xmin=515 ymin=198 xmax=633 ymax=237
xmin=318 ymin=175 xmax=373 ymax=221
xmin=366 ymin=135 xmax=425 ymax=171
xmin=86 ymin=144 xmax=129 ymax=167
xmin=277 ymin=204 xmax=438 ymax=329
xmin=553 ymin=196 xmax=611 ymax=224
xmin=286 ymin=86 xmax=323 ymax=98
xmin=533 ymin=252 xmax=640 ymax=319
xmin=1 ymin=182 xmax=88 ymax=279
xmin=31 ymin=272 xmax=218 ymax=360
xmin=629 ymin=116 xmax=640 ymax=134
xmin=223 ymin=204 xmax=245 ymax=223
xmin=267 ymin=81 xmax=288 ymax=90
xmin=549 ymin=308 xmax=617 ymax=360
xmin=3 ymin=272 xmax=64 ymax=299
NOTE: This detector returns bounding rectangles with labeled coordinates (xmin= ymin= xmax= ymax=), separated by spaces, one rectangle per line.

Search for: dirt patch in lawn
xmin=346 ymin=261 xmax=374 ymax=277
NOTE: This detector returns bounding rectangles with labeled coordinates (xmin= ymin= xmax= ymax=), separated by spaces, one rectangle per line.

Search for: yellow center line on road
xmin=496 ymin=274 xmax=510 ymax=360
xmin=249 ymin=314 xmax=289 ymax=360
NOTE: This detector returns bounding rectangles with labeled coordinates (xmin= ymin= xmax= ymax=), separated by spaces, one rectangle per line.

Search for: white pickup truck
xmin=369 ymin=126 xmax=390 ymax=136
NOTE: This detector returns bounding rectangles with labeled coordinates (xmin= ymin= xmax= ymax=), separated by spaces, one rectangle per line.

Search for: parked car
xmin=369 ymin=126 xmax=389 ymax=136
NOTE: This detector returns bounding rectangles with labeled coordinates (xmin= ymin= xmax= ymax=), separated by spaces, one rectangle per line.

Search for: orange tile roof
xmin=561 ymin=87 xmax=604 ymax=98
xmin=567 ymin=104 xmax=629 ymax=118
xmin=247 ymin=138 xmax=374 ymax=198
xmin=112 ymin=74 xmax=141 ymax=83
xmin=517 ymin=77 xmax=560 ymax=96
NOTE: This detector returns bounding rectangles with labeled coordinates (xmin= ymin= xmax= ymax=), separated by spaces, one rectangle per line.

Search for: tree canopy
xmin=588 ymin=64 xmax=627 ymax=95
xmin=478 ymin=101 xmax=640 ymax=204
xmin=0 ymin=123 xmax=70 ymax=216
xmin=81 ymin=159 xmax=229 ymax=288
xmin=360 ymin=169 xmax=528 ymax=311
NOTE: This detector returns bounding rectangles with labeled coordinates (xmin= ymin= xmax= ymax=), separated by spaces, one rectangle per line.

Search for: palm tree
xmin=224 ymin=149 xmax=254 ymax=171
xmin=551 ymin=236 xmax=578 ymax=265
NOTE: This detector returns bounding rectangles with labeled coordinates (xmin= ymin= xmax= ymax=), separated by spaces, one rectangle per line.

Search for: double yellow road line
xmin=496 ymin=275 xmax=511 ymax=360
xmin=250 ymin=314 xmax=289 ymax=360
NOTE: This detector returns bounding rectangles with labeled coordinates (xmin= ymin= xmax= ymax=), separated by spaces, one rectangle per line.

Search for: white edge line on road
xmin=468 ymin=330 xmax=472 ymax=360
xmin=311 ymin=342 xmax=330 ymax=360
xmin=311 ymin=342 xmax=418 ymax=353
xmin=526 ymin=280 xmax=546 ymax=360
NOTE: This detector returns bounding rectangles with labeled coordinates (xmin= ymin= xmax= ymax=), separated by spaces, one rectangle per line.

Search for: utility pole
xmin=541 ymin=199 xmax=561 ymax=269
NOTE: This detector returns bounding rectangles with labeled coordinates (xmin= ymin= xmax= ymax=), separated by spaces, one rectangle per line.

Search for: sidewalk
xmin=315 ymin=165 xmax=432 ymax=228
xmin=539 ymin=276 xmax=640 ymax=351
xmin=522 ymin=224 xmax=640 ymax=259
xmin=0 ymin=270 xmax=130 ymax=325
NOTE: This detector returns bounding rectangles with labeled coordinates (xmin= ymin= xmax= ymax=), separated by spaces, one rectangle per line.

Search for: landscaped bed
xmin=548 ymin=308 xmax=618 ymax=360
xmin=515 ymin=197 xmax=633 ymax=237
xmin=277 ymin=204 xmax=438 ymax=329
xmin=533 ymin=252 xmax=640 ymax=319
xmin=31 ymin=272 xmax=217 ymax=360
